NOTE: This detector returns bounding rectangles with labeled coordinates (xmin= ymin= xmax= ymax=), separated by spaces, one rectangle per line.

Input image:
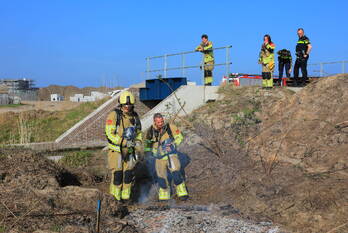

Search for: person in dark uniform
xmin=293 ymin=28 xmax=312 ymax=86
xmin=277 ymin=49 xmax=292 ymax=86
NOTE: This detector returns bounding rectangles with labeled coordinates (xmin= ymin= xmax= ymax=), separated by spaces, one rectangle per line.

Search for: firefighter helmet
xmin=119 ymin=91 xmax=135 ymax=105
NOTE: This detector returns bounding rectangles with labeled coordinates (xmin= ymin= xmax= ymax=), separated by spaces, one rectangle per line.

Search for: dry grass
xmin=17 ymin=113 xmax=33 ymax=144
xmin=0 ymin=98 xmax=108 ymax=144
xmin=182 ymin=77 xmax=348 ymax=233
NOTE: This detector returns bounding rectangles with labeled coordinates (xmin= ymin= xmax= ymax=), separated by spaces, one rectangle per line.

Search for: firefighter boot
xmin=121 ymin=185 xmax=131 ymax=200
xmin=110 ymin=184 xmax=121 ymax=201
xmin=267 ymin=78 xmax=274 ymax=88
xmin=176 ymin=182 xmax=189 ymax=201
xmin=262 ymin=79 xmax=267 ymax=88
xmin=158 ymin=188 xmax=170 ymax=201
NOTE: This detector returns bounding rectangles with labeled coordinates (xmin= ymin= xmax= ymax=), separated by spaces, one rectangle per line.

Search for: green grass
xmin=50 ymin=224 xmax=63 ymax=232
xmin=0 ymin=152 xmax=7 ymax=159
xmin=59 ymin=150 xmax=93 ymax=168
xmin=0 ymin=104 xmax=23 ymax=108
xmin=0 ymin=226 xmax=6 ymax=233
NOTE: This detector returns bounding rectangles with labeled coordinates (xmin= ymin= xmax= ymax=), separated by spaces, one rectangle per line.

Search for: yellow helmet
xmin=119 ymin=91 xmax=135 ymax=105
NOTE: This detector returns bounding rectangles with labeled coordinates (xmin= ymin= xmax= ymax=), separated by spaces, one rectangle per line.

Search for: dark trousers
xmin=278 ymin=61 xmax=291 ymax=79
xmin=294 ymin=57 xmax=309 ymax=84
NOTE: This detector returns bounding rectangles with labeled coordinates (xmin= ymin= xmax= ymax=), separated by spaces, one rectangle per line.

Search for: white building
xmin=70 ymin=94 xmax=84 ymax=102
xmin=91 ymin=91 xmax=108 ymax=99
xmin=69 ymin=92 xmax=108 ymax=102
xmin=81 ymin=96 xmax=96 ymax=102
xmin=50 ymin=94 xmax=64 ymax=101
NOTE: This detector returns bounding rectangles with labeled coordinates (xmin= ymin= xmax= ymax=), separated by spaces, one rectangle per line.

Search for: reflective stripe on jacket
xmin=196 ymin=41 xmax=215 ymax=63
xmin=259 ymin=42 xmax=276 ymax=64
xmin=144 ymin=123 xmax=183 ymax=158
xmin=105 ymin=110 xmax=142 ymax=151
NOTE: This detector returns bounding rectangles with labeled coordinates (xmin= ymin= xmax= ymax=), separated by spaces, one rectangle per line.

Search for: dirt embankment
xmin=0 ymin=149 xmax=132 ymax=233
xmin=0 ymin=76 xmax=347 ymax=233
xmin=177 ymin=75 xmax=348 ymax=233
xmin=246 ymin=75 xmax=348 ymax=232
xmin=0 ymin=149 xmax=282 ymax=233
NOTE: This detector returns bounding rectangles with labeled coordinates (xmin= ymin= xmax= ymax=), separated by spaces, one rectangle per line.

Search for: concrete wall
xmin=140 ymin=85 xmax=219 ymax=130
xmin=0 ymin=94 xmax=10 ymax=105
xmin=0 ymin=94 xmax=21 ymax=105
xmin=9 ymin=89 xmax=38 ymax=101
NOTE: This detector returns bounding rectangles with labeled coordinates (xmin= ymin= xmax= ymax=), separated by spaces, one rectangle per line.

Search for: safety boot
xmin=293 ymin=79 xmax=299 ymax=87
xmin=176 ymin=182 xmax=189 ymax=200
xmin=121 ymin=186 xmax=131 ymax=200
xmin=158 ymin=188 xmax=170 ymax=201
xmin=262 ymin=79 xmax=267 ymax=88
xmin=110 ymin=184 xmax=121 ymax=201
xmin=267 ymin=79 xmax=273 ymax=88
xmin=275 ymin=78 xmax=281 ymax=87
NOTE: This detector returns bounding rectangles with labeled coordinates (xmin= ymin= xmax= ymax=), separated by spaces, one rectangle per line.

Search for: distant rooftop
xmin=0 ymin=78 xmax=36 ymax=91
xmin=0 ymin=78 xmax=35 ymax=82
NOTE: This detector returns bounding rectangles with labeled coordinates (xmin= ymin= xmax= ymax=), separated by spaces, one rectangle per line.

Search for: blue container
xmin=140 ymin=77 xmax=187 ymax=102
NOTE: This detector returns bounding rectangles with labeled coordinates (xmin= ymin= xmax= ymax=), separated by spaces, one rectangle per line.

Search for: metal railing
xmin=145 ymin=45 xmax=232 ymax=80
xmin=308 ymin=60 xmax=347 ymax=77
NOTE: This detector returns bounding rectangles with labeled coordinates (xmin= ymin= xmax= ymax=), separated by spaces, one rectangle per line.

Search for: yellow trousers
xmin=155 ymin=154 xmax=182 ymax=189
xmin=203 ymin=61 xmax=214 ymax=85
xmin=262 ymin=64 xmax=274 ymax=88
xmin=108 ymin=149 xmax=136 ymax=200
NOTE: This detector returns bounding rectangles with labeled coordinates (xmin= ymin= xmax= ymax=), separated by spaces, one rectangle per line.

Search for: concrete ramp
xmin=141 ymin=85 xmax=219 ymax=130
xmin=55 ymin=89 xmax=127 ymax=144
xmin=53 ymin=85 xmax=219 ymax=149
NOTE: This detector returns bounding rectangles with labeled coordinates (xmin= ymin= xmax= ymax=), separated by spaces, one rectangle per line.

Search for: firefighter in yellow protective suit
xmin=144 ymin=113 xmax=189 ymax=201
xmin=105 ymin=91 xmax=142 ymax=201
xmin=259 ymin=34 xmax=276 ymax=88
xmin=195 ymin=34 xmax=215 ymax=86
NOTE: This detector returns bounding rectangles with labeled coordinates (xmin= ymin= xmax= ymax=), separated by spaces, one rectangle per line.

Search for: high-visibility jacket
xmin=277 ymin=49 xmax=292 ymax=63
xmin=144 ymin=123 xmax=183 ymax=158
xmin=105 ymin=110 xmax=142 ymax=152
xmin=296 ymin=36 xmax=311 ymax=58
xmin=196 ymin=41 xmax=215 ymax=63
xmin=259 ymin=42 xmax=275 ymax=65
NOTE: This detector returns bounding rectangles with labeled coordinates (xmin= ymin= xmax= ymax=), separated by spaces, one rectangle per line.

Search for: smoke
xmin=134 ymin=155 xmax=158 ymax=204
xmin=137 ymin=182 xmax=157 ymax=204
xmin=135 ymin=152 xmax=191 ymax=204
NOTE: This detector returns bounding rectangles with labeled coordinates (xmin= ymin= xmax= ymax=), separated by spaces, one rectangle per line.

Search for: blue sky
xmin=1 ymin=0 xmax=347 ymax=87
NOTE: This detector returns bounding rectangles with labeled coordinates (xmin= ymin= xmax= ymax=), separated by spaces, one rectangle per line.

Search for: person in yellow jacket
xmin=258 ymin=34 xmax=276 ymax=88
xmin=144 ymin=113 xmax=188 ymax=201
xmin=196 ymin=34 xmax=215 ymax=86
xmin=105 ymin=91 xmax=142 ymax=201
